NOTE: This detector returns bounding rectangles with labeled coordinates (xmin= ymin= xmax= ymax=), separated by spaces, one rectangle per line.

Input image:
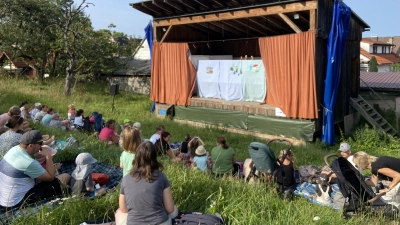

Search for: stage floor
xmin=190 ymin=97 xmax=277 ymax=116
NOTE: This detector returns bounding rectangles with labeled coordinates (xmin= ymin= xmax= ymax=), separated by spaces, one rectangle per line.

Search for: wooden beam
xmin=153 ymin=26 xmax=157 ymax=42
xmin=234 ymin=19 xmax=267 ymax=36
xmin=278 ymin=13 xmax=302 ymax=33
xmin=163 ymin=0 xmax=185 ymax=12
xmin=248 ymin=18 xmax=280 ymax=35
xmin=185 ymin=24 xmax=220 ymax=38
xmin=262 ymin=16 xmax=292 ymax=33
xmin=193 ymin=0 xmax=211 ymax=9
xmin=221 ymin=21 xmax=251 ymax=35
xmin=309 ymin=9 xmax=316 ymax=31
xmin=152 ymin=0 xmax=174 ymax=14
xmin=142 ymin=2 xmax=166 ymax=16
xmin=160 ymin=25 xmax=173 ymax=44
xmin=178 ymin=0 xmax=197 ymax=11
xmin=210 ymin=21 xmax=244 ymax=36
xmin=153 ymin=1 xmax=317 ymax=27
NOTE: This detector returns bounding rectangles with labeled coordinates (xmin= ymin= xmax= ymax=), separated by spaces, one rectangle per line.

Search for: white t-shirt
xmin=150 ymin=133 xmax=160 ymax=144
xmin=20 ymin=106 xmax=25 ymax=119
xmin=74 ymin=116 xmax=84 ymax=126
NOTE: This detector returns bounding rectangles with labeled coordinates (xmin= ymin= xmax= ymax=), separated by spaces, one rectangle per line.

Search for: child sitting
xmin=276 ymin=149 xmax=295 ymax=200
xmin=68 ymin=104 xmax=76 ymax=121
xmin=193 ymin=146 xmax=209 ymax=172
xmin=70 ymin=153 xmax=106 ymax=197
xmin=179 ymin=134 xmax=191 ymax=157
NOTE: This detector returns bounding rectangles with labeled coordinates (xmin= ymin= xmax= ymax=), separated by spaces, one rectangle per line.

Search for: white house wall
xmin=360 ymin=54 xmax=370 ymax=63
xmin=134 ymin=39 xmax=151 ymax=60
xmin=378 ymin=64 xmax=391 ymax=72
xmin=360 ymin=42 xmax=370 ymax=51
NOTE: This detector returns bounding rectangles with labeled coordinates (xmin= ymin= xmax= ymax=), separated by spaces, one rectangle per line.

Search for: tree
xmin=390 ymin=63 xmax=400 ymax=72
xmin=369 ymin=56 xmax=378 ymax=72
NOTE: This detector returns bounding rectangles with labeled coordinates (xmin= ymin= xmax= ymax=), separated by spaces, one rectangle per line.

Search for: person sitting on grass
xmin=275 ymin=149 xmax=296 ymax=200
xmin=99 ymin=119 xmax=119 ymax=145
xmin=68 ymin=104 xmax=76 ymax=121
xmin=70 ymin=153 xmax=106 ymax=197
xmin=41 ymin=108 xmax=55 ymax=126
xmin=34 ymin=146 xmax=68 ymax=184
xmin=33 ymin=105 xmax=48 ymax=123
xmin=0 ymin=116 xmax=55 ymax=157
xmin=0 ymin=130 xmax=70 ymax=212
xmin=186 ymin=136 xmax=205 ymax=167
xmin=155 ymin=131 xmax=180 ymax=161
xmin=116 ymin=142 xmax=178 ymax=225
xmin=179 ymin=134 xmax=191 ymax=157
xmin=73 ymin=109 xmax=85 ymax=130
xmin=19 ymin=101 xmax=32 ymax=120
xmin=210 ymin=136 xmax=238 ymax=178
xmin=132 ymin=122 xmax=144 ymax=141
xmin=49 ymin=113 xmax=71 ymax=130
xmin=30 ymin=103 xmax=42 ymax=118
xmin=192 ymin=145 xmax=209 ymax=172
xmin=150 ymin=124 xmax=165 ymax=144
xmin=120 ymin=128 xmax=142 ymax=177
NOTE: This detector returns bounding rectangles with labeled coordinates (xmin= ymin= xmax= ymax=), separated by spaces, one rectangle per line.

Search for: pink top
xmin=68 ymin=109 xmax=75 ymax=114
xmin=99 ymin=127 xmax=115 ymax=141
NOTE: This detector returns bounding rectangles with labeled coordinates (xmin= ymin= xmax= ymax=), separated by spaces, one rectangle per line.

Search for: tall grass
xmin=0 ymin=76 xmax=397 ymax=224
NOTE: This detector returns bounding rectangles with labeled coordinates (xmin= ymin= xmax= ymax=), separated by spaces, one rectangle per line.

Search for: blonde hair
xmin=8 ymin=106 xmax=21 ymax=116
xmin=278 ymin=149 xmax=293 ymax=161
xmin=122 ymin=127 xmax=142 ymax=154
xmin=353 ymin=151 xmax=377 ymax=170
xmin=68 ymin=104 xmax=75 ymax=109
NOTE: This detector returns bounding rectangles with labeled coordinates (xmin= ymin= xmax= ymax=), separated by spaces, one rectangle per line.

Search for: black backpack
xmin=172 ymin=212 xmax=224 ymax=225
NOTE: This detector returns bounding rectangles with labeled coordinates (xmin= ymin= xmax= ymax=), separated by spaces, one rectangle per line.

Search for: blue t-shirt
xmin=193 ymin=156 xmax=208 ymax=172
xmin=41 ymin=114 xmax=52 ymax=126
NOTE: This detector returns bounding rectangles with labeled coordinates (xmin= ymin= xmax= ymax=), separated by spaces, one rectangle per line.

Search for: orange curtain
xmin=259 ymin=32 xmax=318 ymax=119
xmin=151 ymin=42 xmax=197 ymax=106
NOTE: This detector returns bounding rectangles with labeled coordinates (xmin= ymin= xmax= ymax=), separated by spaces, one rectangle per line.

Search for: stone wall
xmin=107 ymin=76 xmax=151 ymax=95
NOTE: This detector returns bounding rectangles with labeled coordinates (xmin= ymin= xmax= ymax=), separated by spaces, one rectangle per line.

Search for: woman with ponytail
xmin=353 ymin=151 xmax=400 ymax=207
xmin=210 ymin=136 xmax=238 ymax=177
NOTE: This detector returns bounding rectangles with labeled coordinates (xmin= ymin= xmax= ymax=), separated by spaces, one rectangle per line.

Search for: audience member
xmin=150 ymin=125 xmax=165 ymax=144
xmin=132 ymin=122 xmax=143 ymax=141
xmin=0 ymin=116 xmax=24 ymax=157
xmin=33 ymin=105 xmax=48 ymax=123
xmin=99 ymin=119 xmax=119 ymax=144
xmin=41 ymin=108 xmax=55 ymax=126
xmin=68 ymin=104 xmax=76 ymax=121
xmin=210 ymin=136 xmax=237 ymax=177
xmin=338 ymin=143 xmax=360 ymax=172
xmin=276 ymin=149 xmax=296 ymax=199
xmin=73 ymin=109 xmax=85 ymax=129
xmin=0 ymin=131 xmax=70 ymax=211
xmin=70 ymin=153 xmax=106 ymax=197
xmin=179 ymin=134 xmax=191 ymax=157
xmin=155 ymin=131 xmax=177 ymax=160
xmin=49 ymin=113 xmax=71 ymax=130
xmin=19 ymin=101 xmax=31 ymax=120
xmin=122 ymin=119 xmax=131 ymax=129
xmin=116 ymin=142 xmax=178 ymax=225
xmin=120 ymin=128 xmax=142 ymax=176
xmin=193 ymin=146 xmax=209 ymax=172
xmin=353 ymin=151 xmax=400 ymax=207
xmin=30 ymin=103 xmax=42 ymax=118
xmin=0 ymin=106 xmax=28 ymax=130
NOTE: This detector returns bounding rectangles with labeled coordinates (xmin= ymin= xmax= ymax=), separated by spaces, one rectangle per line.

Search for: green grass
xmin=0 ymin=76 xmax=399 ymax=224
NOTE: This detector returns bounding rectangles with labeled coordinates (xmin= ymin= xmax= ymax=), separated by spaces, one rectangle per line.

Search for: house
xmin=133 ymin=39 xmax=151 ymax=60
xmin=360 ymin=38 xmax=400 ymax=72
xmin=130 ymin=0 xmax=370 ymax=142
xmin=106 ymin=58 xmax=151 ymax=95
xmin=360 ymin=72 xmax=400 ymax=110
xmin=0 ymin=52 xmax=36 ymax=77
xmin=376 ymin=36 xmax=400 ymax=56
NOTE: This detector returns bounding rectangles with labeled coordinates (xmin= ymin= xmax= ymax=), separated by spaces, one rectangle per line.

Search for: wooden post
xmin=160 ymin=25 xmax=173 ymax=44
xmin=153 ymin=26 xmax=157 ymax=42
xmin=309 ymin=9 xmax=316 ymax=31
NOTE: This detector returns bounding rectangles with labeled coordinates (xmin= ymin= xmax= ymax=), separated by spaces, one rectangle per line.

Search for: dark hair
xmin=6 ymin=116 xmax=24 ymax=129
xmin=131 ymin=142 xmax=163 ymax=182
xmin=19 ymin=101 xmax=28 ymax=107
xmin=189 ymin=138 xmax=200 ymax=157
xmin=184 ymin=134 xmax=191 ymax=142
xmin=75 ymin=109 xmax=84 ymax=117
xmin=217 ymin=136 xmax=229 ymax=149
xmin=156 ymin=124 xmax=165 ymax=131
xmin=161 ymin=131 xmax=170 ymax=139
xmin=105 ymin=119 xmax=116 ymax=128
xmin=48 ymin=108 xmax=54 ymax=113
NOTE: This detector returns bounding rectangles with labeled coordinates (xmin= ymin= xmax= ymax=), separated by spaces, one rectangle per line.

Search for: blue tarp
xmin=144 ymin=22 xmax=153 ymax=65
xmin=321 ymin=0 xmax=351 ymax=145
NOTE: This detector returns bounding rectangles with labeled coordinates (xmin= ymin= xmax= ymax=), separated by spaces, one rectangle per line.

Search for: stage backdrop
xmin=259 ymin=32 xmax=318 ymax=119
xmin=151 ymin=42 xmax=197 ymax=106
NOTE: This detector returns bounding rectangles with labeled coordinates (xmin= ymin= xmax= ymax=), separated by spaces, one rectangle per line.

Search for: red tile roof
xmin=361 ymin=38 xmax=395 ymax=46
xmin=360 ymin=72 xmax=400 ymax=90
xmin=360 ymin=49 xmax=400 ymax=65
xmin=0 ymin=52 xmax=30 ymax=68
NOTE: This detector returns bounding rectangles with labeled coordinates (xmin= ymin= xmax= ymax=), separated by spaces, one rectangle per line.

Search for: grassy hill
xmin=0 ymin=76 xmax=398 ymax=224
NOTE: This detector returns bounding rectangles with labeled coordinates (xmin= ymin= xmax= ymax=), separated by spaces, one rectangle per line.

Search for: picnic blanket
xmin=294 ymin=182 xmax=341 ymax=210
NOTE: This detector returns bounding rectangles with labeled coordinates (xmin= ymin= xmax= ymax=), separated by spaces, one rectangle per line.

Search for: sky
xmin=85 ymin=0 xmax=400 ymax=38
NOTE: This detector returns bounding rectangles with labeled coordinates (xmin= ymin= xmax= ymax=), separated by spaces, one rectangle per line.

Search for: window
xmin=383 ymin=46 xmax=386 ymax=53
xmin=372 ymin=46 xmax=377 ymax=53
